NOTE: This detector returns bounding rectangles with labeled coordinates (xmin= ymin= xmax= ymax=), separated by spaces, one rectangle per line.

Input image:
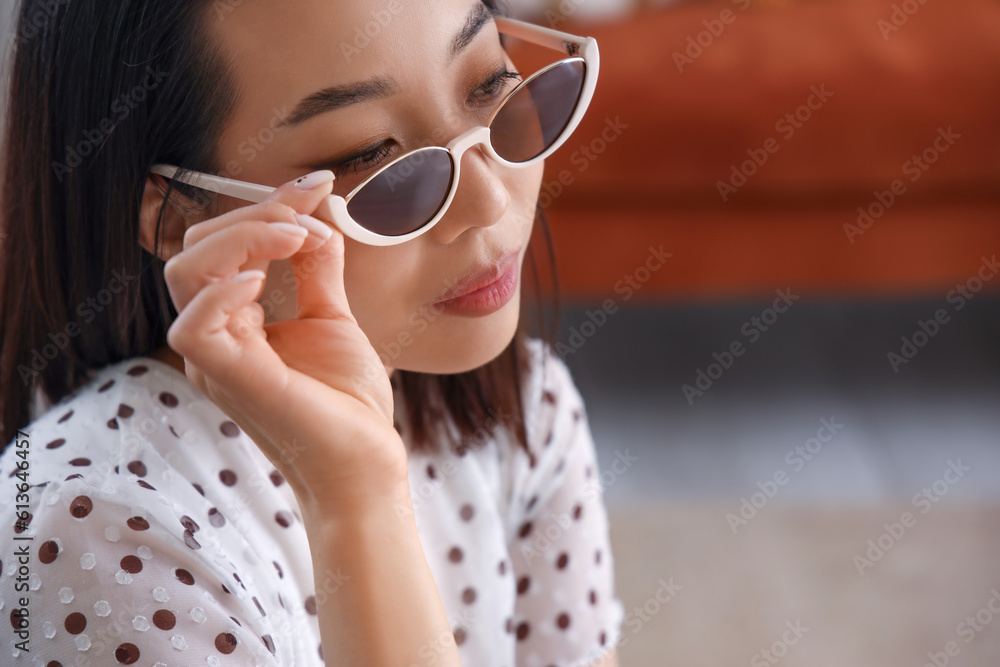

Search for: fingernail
xmin=293 ymin=170 xmax=335 ymax=190
xmin=231 ymin=269 xmax=267 ymax=283
xmin=294 ymin=213 xmax=333 ymax=240
xmin=270 ymin=222 xmax=310 ymax=237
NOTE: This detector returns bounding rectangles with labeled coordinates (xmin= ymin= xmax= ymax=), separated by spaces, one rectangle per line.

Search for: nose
xmin=427 ymin=132 xmax=510 ymax=245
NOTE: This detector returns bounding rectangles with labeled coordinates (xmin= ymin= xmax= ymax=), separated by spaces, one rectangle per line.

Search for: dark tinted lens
xmin=346 ymin=149 xmax=453 ymax=236
xmin=490 ymin=59 xmax=585 ymax=163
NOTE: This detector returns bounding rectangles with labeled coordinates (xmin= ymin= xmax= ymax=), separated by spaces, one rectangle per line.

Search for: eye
xmin=329 ymin=143 xmax=394 ymax=178
xmin=470 ymin=65 xmax=522 ymax=106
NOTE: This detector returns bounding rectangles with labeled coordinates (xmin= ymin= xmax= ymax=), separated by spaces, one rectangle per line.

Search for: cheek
xmin=509 ymin=160 xmax=545 ymax=220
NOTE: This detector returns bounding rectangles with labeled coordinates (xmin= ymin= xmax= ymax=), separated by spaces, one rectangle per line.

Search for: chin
xmin=395 ymin=298 xmax=521 ymax=375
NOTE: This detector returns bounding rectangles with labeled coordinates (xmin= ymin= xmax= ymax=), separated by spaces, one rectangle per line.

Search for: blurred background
xmin=2 ymin=0 xmax=998 ymax=664
xmin=508 ymin=0 xmax=1000 ymax=664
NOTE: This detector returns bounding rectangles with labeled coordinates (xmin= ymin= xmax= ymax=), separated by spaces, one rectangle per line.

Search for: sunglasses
xmin=149 ymin=16 xmax=599 ymax=246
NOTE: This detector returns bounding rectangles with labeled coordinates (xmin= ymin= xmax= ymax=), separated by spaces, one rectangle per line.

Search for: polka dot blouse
xmin=1 ymin=337 xmax=624 ymax=666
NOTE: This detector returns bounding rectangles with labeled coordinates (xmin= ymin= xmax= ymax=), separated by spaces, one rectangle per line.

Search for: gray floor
xmin=552 ymin=293 xmax=1000 ymax=505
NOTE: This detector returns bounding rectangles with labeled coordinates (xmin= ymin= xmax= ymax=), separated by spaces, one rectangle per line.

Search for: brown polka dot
xmin=461 ymin=587 xmax=476 ymax=604
xmin=180 ymin=515 xmax=199 ymax=532
xmin=599 ymin=630 xmax=607 ymax=646
xmin=448 ymin=547 xmax=463 ymax=563
xmin=525 ymin=495 xmax=539 ymax=512
xmin=262 ymin=634 xmax=275 ymax=654
xmin=208 ymin=508 xmax=225 ymax=528
xmin=98 ymin=379 xmax=115 ymax=392
xmin=573 ymin=503 xmax=583 ymax=520
xmin=517 ymin=521 xmax=533 ymax=539
xmin=459 ymin=504 xmax=474 ymax=521
xmin=556 ymin=552 xmax=569 ymax=569
xmin=64 ymin=473 xmax=82 ymax=482
xmin=220 ymin=420 xmax=240 ymax=437
xmin=426 ymin=463 xmax=437 ymax=479
xmin=275 ymin=510 xmax=293 ymax=528
xmin=126 ymin=365 xmax=148 ymax=376
xmin=68 ymin=457 xmax=91 ymax=466
xmin=543 ymin=390 xmax=557 ymax=404
xmin=39 ymin=540 xmax=59 ymax=564
xmin=64 ymin=612 xmax=87 ymax=634
xmin=46 ymin=661 xmax=63 ymax=667
xmin=221 ymin=583 xmax=231 ymax=594
xmin=114 ymin=465 xmax=120 ymax=474
xmin=169 ymin=424 xmax=180 ymax=438
xmin=46 ymin=438 xmax=66 ymax=449
xmin=269 ymin=470 xmax=284 ymax=486
xmin=152 ymin=609 xmax=175 ymax=630
xmin=183 ymin=529 xmax=200 ymax=549
xmin=115 ymin=641 xmax=140 ymax=664
xmin=557 ymin=612 xmax=571 ymax=629
xmin=498 ymin=560 xmax=506 ymax=576
xmin=517 ymin=575 xmax=530 ymax=595
xmin=127 ymin=516 xmax=149 ymax=531
xmin=117 ymin=404 xmax=134 ymax=419
xmin=10 ymin=609 xmax=26 ymax=630
xmin=136 ymin=479 xmax=156 ymax=490
xmin=595 ymin=549 xmax=602 ymax=565
xmin=58 ymin=408 xmax=75 ymax=421
xmin=13 ymin=512 xmax=32 ymax=533
xmin=215 ymin=632 xmax=238 ymax=654
xmin=219 ymin=469 xmax=237 ymax=486
xmin=107 ymin=418 xmax=119 ymax=429
xmin=230 ymin=616 xmax=241 ymax=626
xmin=253 ymin=596 xmax=266 ymax=617
xmin=175 ymin=568 xmax=195 ymax=585
xmin=304 ymin=595 xmax=317 ymax=615
xmin=505 ymin=617 xmax=513 ymax=633
xmin=159 ymin=391 xmax=178 ymax=407
xmin=120 ymin=555 xmax=142 ymax=574
xmin=273 ymin=561 xmax=283 ymax=579
xmin=453 ymin=626 xmax=467 ymax=645
xmin=69 ymin=495 xmax=93 ymax=519
xmin=126 ymin=460 xmax=146 ymax=477
xmin=589 ymin=589 xmax=597 ymax=605
xmin=192 ymin=483 xmax=205 ymax=496
xmin=516 ymin=621 xmax=531 ymax=641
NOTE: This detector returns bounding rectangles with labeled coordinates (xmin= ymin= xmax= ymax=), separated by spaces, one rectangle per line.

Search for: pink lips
xmin=433 ymin=248 xmax=521 ymax=317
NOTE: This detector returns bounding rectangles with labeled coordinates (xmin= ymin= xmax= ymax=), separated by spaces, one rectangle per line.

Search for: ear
xmin=138 ymin=175 xmax=197 ymax=260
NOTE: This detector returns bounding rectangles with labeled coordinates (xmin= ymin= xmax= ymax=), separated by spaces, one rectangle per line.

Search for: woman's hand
xmin=161 ymin=170 xmax=405 ymax=515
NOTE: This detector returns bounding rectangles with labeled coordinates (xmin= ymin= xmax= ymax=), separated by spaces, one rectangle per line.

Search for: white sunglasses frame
xmin=149 ymin=16 xmax=600 ymax=247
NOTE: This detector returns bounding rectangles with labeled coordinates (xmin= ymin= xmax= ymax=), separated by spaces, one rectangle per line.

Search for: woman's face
xmin=202 ymin=0 xmax=543 ymax=375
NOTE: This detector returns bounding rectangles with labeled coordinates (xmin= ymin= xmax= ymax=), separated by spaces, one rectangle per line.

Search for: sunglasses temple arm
xmin=493 ymin=17 xmax=594 ymax=54
xmin=149 ymin=164 xmax=276 ymax=204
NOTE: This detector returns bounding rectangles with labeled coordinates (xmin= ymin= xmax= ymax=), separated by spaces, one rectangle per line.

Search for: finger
xmin=289 ymin=223 xmax=356 ymax=322
xmin=164 ymin=220 xmax=309 ymax=312
xmin=166 ymin=269 xmax=285 ymax=395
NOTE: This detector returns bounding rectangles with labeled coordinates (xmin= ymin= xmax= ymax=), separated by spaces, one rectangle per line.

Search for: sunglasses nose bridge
xmin=446 ymin=125 xmax=499 ymax=164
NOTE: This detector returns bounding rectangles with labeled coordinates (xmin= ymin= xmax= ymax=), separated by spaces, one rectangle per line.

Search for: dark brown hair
xmin=0 ymin=0 xmax=561 ymax=457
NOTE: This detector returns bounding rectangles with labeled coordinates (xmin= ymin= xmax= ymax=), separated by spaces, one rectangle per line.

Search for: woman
xmin=0 ymin=0 xmax=623 ymax=664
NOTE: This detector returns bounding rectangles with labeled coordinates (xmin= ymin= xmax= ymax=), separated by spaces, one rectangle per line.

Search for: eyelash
xmin=324 ymin=66 xmax=522 ymax=177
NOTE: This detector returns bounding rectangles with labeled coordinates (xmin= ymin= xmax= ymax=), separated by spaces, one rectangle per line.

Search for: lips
xmin=435 ymin=246 xmax=522 ymax=304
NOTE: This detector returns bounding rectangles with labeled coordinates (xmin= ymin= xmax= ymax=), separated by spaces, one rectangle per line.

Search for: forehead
xmin=207 ymin=0 xmax=486 ymax=145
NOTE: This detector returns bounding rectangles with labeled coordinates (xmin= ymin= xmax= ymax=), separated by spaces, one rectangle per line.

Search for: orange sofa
xmin=513 ymin=0 xmax=1000 ymax=302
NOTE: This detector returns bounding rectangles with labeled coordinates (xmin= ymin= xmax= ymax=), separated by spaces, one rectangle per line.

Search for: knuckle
xmin=162 ymin=254 xmax=183 ymax=285
xmin=253 ymin=201 xmax=297 ymax=223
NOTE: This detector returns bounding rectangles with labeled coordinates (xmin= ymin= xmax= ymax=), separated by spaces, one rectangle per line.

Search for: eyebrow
xmin=277 ymin=4 xmax=494 ymax=130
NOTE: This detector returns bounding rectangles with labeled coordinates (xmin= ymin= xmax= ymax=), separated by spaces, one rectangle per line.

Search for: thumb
xmin=264 ymin=169 xmax=337 ymax=220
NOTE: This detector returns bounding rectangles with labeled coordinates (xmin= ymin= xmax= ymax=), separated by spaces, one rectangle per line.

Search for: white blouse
xmin=1 ymin=337 xmax=624 ymax=666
